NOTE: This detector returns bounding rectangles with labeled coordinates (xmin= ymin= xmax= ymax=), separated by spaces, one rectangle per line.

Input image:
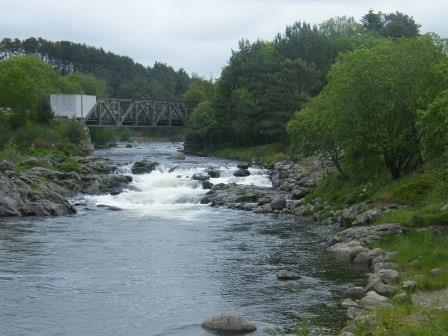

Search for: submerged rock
xmin=276 ymin=270 xmax=301 ymax=280
xmin=131 ymin=160 xmax=159 ymax=174
xmin=201 ymin=313 xmax=256 ymax=333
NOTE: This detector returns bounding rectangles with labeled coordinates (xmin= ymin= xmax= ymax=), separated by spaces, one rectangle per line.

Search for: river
xmin=0 ymin=142 xmax=366 ymax=336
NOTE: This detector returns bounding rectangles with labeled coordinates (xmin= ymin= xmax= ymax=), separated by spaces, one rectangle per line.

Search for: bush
xmin=89 ymin=127 xmax=117 ymax=146
xmin=62 ymin=120 xmax=85 ymax=145
xmin=119 ymin=128 xmax=131 ymax=142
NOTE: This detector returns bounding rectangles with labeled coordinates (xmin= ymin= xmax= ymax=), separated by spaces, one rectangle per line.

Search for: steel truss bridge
xmin=84 ymin=98 xmax=191 ymax=128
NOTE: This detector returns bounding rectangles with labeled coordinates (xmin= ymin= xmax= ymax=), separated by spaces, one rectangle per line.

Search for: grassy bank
xmin=210 ymin=143 xmax=288 ymax=165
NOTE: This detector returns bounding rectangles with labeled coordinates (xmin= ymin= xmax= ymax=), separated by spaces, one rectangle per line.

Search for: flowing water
xmin=0 ymin=142 xmax=366 ymax=336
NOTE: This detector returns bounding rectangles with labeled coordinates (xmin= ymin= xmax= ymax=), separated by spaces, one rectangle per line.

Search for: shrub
xmin=89 ymin=127 xmax=117 ymax=146
xmin=59 ymin=158 xmax=82 ymax=173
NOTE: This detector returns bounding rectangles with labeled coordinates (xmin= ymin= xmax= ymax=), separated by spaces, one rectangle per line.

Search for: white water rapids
xmin=86 ymin=153 xmax=272 ymax=220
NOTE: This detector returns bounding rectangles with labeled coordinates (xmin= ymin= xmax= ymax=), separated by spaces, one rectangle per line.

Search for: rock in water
xmin=276 ymin=270 xmax=301 ymax=280
xmin=233 ymin=168 xmax=250 ymax=177
xmin=237 ymin=162 xmax=251 ymax=170
xmin=202 ymin=314 xmax=256 ymax=333
xmin=169 ymin=151 xmax=185 ymax=160
xmin=206 ymin=168 xmax=220 ymax=178
xmin=131 ymin=160 xmax=159 ymax=174
xmin=192 ymin=173 xmax=210 ymax=181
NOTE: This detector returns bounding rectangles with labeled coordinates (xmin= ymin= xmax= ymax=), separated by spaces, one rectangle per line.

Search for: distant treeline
xmin=0 ymin=37 xmax=190 ymax=99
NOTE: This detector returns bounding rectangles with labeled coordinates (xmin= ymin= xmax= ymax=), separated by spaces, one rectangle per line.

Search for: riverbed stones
xmin=233 ymin=168 xmax=250 ymax=177
xmin=131 ymin=160 xmax=159 ymax=174
xmin=201 ymin=314 xmax=256 ymax=333
xmin=276 ymin=270 xmax=301 ymax=280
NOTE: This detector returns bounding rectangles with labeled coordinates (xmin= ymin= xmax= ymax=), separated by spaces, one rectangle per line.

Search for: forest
xmin=0 ymin=37 xmax=190 ymax=99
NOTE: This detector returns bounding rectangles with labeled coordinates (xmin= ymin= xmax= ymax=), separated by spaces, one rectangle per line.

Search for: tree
xmin=36 ymin=97 xmax=53 ymax=123
xmin=187 ymin=101 xmax=220 ymax=150
xmin=288 ymin=91 xmax=345 ymax=176
xmin=417 ymin=90 xmax=448 ymax=161
xmin=0 ymin=65 xmax=37 ymax=112
xmin=290 ymin=37 xmax=447 ymax=179
xmin=361 ymin=10 xmax=383 ymax=34
xmin=382 ymin=12 xmax=421 ymax=38
xmin=64 ymin=72 xmax=107 ymax=96
xmin=361 ymin=10 xmax=420 ymax=38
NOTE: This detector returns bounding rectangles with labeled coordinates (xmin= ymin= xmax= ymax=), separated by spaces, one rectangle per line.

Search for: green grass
xmin=306 ymin=171 xmax=386 ymax=208
xmin=376 ymin=231 xmax=448 ymax=290
xmin=354 ymin=231 xmax=448 ymax=335
xmin=211 ymin=143 xmax=287 ymax=165
xmin=354 ymin=302 xmax=448 ymax=336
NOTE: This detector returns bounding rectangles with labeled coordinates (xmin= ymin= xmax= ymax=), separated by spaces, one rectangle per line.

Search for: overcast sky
xmin=1 ymin=0 xmax=447 ymax=77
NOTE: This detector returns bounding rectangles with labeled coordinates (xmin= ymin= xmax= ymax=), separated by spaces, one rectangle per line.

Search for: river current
xmin=0 ymin=142 xmax=365 ymax=336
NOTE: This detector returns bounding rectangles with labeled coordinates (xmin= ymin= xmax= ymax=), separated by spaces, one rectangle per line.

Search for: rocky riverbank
xmin=0 ymin=156 xmax=132 ymax=217
xmin=197 ymin=154 xmax=416 ymax=335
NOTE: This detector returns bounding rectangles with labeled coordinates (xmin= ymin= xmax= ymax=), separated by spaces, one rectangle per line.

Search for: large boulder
xmin=202 ymin=314 xmax=256 ymax=333
xmin=131 ymin=160 xmax=159 ymax=174
xmin=233 ymin=169 xmax=250 ymax=177
xmin=359 ymin=291 xmax=390 ymax=307
xmin=270 ymin=197 xmax=286 ymax=211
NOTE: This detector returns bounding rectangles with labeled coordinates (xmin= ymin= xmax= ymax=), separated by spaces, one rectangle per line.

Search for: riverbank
xmin=204 ymin=145 xmax=448 ymax=335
